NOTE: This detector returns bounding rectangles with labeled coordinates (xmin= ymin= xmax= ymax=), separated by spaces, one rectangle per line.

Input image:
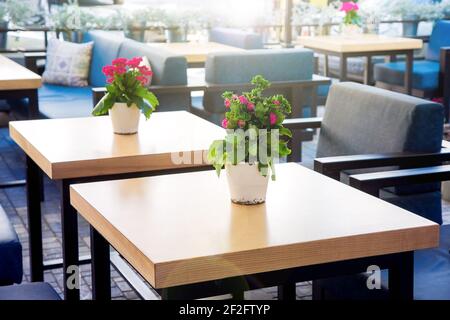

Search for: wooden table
xmin=70 ymin=163 xmax=438 ymax=300
xmin=0 ymin=54 xmax=41 ymax=118
xmin=298 ymin=35 xmax=423 ymax=94
xmin=147 ymin=42 xmax=244 ymax=67
xmin=9 ymin=111 xmax=224 ymax=300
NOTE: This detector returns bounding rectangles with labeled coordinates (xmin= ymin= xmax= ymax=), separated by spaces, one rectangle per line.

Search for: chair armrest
xmin=314 ymin=149 xmax=450 ymax=180
xmin=92 ymin=87 xmax=107 ymax=107
xmin=282 ymin=117 xmax=322 ymax=130
xmin=24 ymin=52 xmax=46 ymax=74
xmin=349 ymin=164 xmax=450 ymax=196
xmin=440 ymin=47 xmax=450 ymax=122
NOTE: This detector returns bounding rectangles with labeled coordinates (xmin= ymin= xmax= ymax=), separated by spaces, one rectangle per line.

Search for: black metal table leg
xmin=61 ymin=179 xmax=80 ymax=300
xmin=278 ymin=282 xmax=296 ymax=300
xmin=26 ymin=155 xmax=44 ymax=282
xmin=389 ymin=251 xmax=414 ymax=300
xmin=90 ymin=226 xmax=111 ymax=300
xmin=28 ymin=89 xmax=40 ymax=120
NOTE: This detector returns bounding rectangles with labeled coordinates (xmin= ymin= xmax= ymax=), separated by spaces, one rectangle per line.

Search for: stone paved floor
xmin=0 ymin=113 xmax=449 ymax=300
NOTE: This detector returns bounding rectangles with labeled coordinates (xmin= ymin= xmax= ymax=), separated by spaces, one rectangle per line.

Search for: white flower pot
xmin=109 ymin=102 xmax=140 ymax=135
xmin=341 ymin=24 xmax=362 ymax=36
xmin=226 ymin=163 xmax=270 ymax=205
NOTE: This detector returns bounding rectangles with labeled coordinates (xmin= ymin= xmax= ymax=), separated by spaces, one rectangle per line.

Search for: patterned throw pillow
xmin=42 ymin=39 xmax=94 ymax=87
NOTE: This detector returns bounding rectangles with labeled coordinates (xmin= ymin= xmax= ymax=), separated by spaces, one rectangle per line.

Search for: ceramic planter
xmin=226 ymin=163 xmax=269 ymax=205
xmin=341 ymin=24 xmax=362 ymax=36
xmin=109 ymin=102 xmax=140 ymax=135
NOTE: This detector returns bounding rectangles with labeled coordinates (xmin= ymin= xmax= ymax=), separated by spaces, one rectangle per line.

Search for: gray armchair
xmin=282 ymin=82 xmax=450 ymax=299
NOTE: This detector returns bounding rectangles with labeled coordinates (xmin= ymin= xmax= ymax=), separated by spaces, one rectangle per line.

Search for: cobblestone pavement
xmin=1 ymin=122 xmax=449 ymax=300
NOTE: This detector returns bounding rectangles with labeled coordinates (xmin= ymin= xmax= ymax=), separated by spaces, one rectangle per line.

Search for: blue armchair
xmin=191 ymin=49 xmax=321 ymax=125
xmin=23 ymin=31 xmax=190 ymax=119
xmin=283 ymin=82 xmax=450 ymax=299
xmin=374 ymin=20 xmax=450 ymax=120
xmin=209 ymin=28 xmax=263 ymax=50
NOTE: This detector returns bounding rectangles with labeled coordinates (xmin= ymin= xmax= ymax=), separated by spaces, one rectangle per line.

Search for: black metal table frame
xmin=25 ymin=154 xmax=211 ymax=301
xmin=307 ymin=47 xmax=415 ymax=94
xmin=0 ymin=88 xmax=40 ymax=119
xmin=89 ymin=225 xmax=414 ymax=301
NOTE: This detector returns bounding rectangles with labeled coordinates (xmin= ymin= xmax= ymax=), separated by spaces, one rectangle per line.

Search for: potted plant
xmin=340 ymin=1 xmax=362 ymax=35
xmin=92 ymin=57 xmax=159 ymax=135
xmin=49 ymin=1 xmax=96 ymax=43
xmin=162 ymin=9 xmax=188 ymax=43
xmin=207 ymin=75 xmax=292 ymax=205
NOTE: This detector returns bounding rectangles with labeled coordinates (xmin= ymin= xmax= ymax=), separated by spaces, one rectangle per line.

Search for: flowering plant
xmin=207 ymin=75 xmax=292 ymax=180
xmin=340 ymin=1 xmax=361 ymax=26
xmin=92 ymin=57 xmax=159 ymax=119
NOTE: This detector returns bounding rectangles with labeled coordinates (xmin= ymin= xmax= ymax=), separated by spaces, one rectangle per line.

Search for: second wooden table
xmin=9 ymin=111 xmax=224 ymax=300
xmin=298 ymin=34 xmax=423 ymax=94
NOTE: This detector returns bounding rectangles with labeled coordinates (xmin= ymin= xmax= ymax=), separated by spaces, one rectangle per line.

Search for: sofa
xmin=209 ymin=28 xmax=264 ymax=50
xmin=23 ymin=30 xmax=190 ymax=119
xmin=191 ymin=49 xmax=321 ymax=125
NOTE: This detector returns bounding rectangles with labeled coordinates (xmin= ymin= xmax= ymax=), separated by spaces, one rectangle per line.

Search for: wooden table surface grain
xmin=70 ymin=163 xmax=439 ymax=289
xmin=298 ymin=35 xmax=423 ymax=53
xmin=10 ymin=111 xmax=224 ymax=179
xmin=0 ymin=54 xmax=42 ymax=90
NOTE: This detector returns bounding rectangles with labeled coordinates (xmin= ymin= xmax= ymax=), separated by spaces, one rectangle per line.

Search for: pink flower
xmin=224 ymin=98 xmax=231 ymax=108
xmin=247 ymin=103 xmax=255 ymax=111
xmin=221 ymin=118 xmax=228 ymax=129
xmin=102 ymin=65 xmax=115 ymax=77
xmin=273 ymin=100 xmax=280 ymax=106
xmin=269 ymin=112 xmax=277 ymax=125
xmin=112 ymin=57 xmax=127 ymax=66
xmin=106 ymin=77 xmax=114 ymax=84
xmin=340 ymin=1 xmax=358 ymax=13
xmin=114 ymin=66 xmax=126 ymax=75
xmin=237 ymin=120 xmax=246 ymax=128
xmin=127 ymin=57 xmax=143 ymax=68
xmin=238 ymin=95 xmax=248 ymax=105
xmin=136 ymin=75 xmax=148 ymax=86
xmin=138 ymin=66 xmax=152 ymax=76
xmin=232 ymin=94 xmax=238 ymax=100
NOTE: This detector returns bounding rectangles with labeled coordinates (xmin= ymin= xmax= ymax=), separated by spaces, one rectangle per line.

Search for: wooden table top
xmin=10 ymin=111 xmax=224 ymax=180
xmin=147 ymin=42 xmax=244 ymax=64
xmin=298 ymin=34 xmax=423 ymax=53
xmin=0 ymin=54 xmax=42 ymax=90
xmin=70 ymin=163 xmax=439 ymax=289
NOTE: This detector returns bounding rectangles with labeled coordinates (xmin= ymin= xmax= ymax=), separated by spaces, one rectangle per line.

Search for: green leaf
xmin=279 ymin=126 xmax=292 ymax=138
xmin=92 ymin=92 xmax=115 ymax=116
xmin=135 ymin=86 xmax=159 ymax=110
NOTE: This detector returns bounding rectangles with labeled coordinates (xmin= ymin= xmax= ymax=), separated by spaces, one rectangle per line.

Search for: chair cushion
xmin=0 ymin=283 xmax=61 ymax=300
xmin=0 ymin=206 xmax=22 ymax=285
xmin=373 ymin=60 xmax=440 ymax=91
xmin=425 ymin=20 xmax=450 ymax=62
xmin=38 ymin=84 xmax=93 ymax=119
xmin=204 ymin=49 xmax=314 ymax=114
xmin=83 ymin=30 xmax=124 ymax=87
xmin=317 ymin=82 xmax=444 ymax=158
xmin=209 ymin=28 xmax=263 ymax=50
xmin=315 ymin=224 xmax=450 ymax=300
xmin=43 ymin=39 xmax=94 ymax=87
xmin=317 ymin=82 xmax=443 ymax=198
